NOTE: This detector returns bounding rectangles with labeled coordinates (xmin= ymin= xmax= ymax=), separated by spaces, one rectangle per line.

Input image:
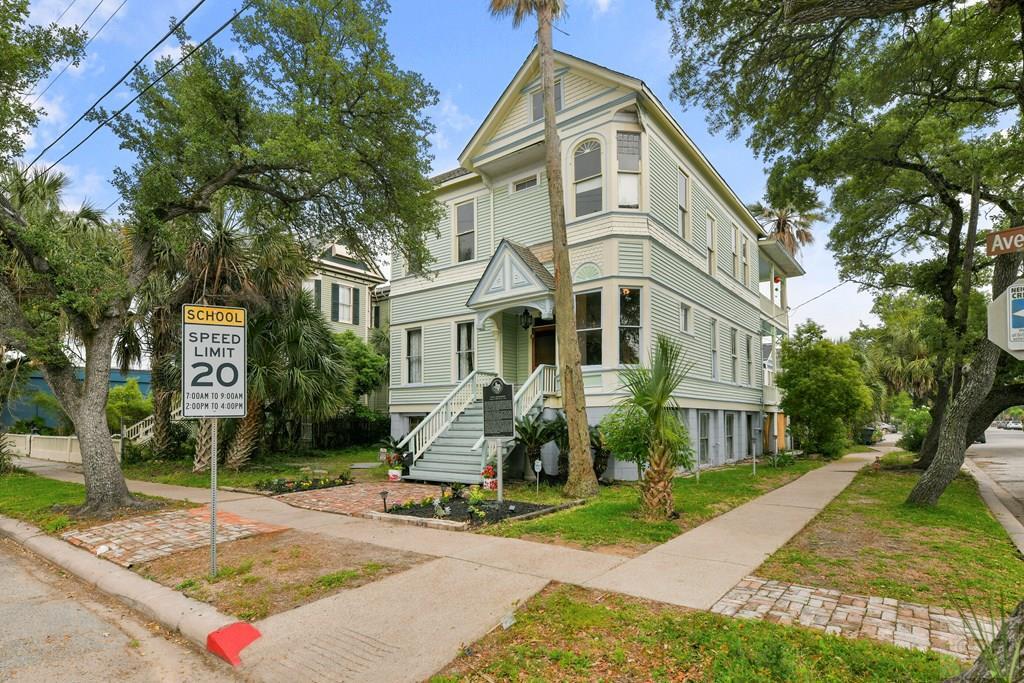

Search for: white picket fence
xmin=3 ymin=432 xmax=122 ymax=464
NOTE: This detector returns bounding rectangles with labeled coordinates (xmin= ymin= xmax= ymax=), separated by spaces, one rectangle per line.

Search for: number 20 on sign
xmin=181 ymin=305 xmax=247 ymax=418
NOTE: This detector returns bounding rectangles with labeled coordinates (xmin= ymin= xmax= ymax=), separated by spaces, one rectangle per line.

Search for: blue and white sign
xmin=1009 ymin=283 xmax=1024 ymax=349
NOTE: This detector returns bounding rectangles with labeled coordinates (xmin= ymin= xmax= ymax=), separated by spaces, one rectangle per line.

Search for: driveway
xmin=967 ymin=428 xmax=1024 ymax=523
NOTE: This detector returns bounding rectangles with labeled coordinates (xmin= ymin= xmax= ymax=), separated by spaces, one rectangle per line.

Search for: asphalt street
xmin=968 ymin=428 xmax=1024 ymax=523
xmin=0 ymin=537 xmax=236 ymax=683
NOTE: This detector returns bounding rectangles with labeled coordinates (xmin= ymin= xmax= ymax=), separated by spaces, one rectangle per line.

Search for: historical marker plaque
xmin=483 ymin=377 xmax=514 ymax=438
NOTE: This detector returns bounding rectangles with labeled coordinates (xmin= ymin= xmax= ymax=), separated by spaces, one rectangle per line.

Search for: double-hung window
xmin=698 ymin=412 xmax=711 ymax=467
xmin=338 ymin=285 xmax=353 ymax=323
xmin=710 ymin=318 xmax=719 ymax=380
xmin=616 ymin=131 xmax=640 ymax=209
xmin=330 ymin=283 xmax=359 ymax=324
xmin=746 ymin=334 xmax=754 ymax=385
xmin=530 ymin=79 xmax=563 ymax=122
xmin=456 ymin=200 xmax=475 ymax=262
xmin=730 ymin=328 xmax=738 ymax=383
xmin=731 ymin=224 xmax=740 ymax=278
xmin=741 ymin=236 xmax=750 ymax=285
xmin=619 ymin=287 xmax=641 ymax=364
xmin=677 ymin=170 xmax=689 ymax=238
xmin=456 ymin=322 xmax=474 ymax=380
xmin=406 ymin=329 xmax=422 ymax=384
xmin=574 ymin=140 xmax=602 ymax=217
xmin=575 ymin=291 xmax=602 ymax=366
xmin=706 ymin=214 xmax=717 ymax=274
xmin=725 ymin=414 xmax=735 ymax=459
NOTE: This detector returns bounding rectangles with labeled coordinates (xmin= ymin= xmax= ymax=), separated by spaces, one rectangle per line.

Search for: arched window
xmin=574 ymin=140 xmax=602 ymax=217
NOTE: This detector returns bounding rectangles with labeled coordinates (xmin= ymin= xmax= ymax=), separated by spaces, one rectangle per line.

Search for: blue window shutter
xmin=330 ymin=283 xmax=339 ymax=322
xmin=352 ymin=287 xmax=360 ymax=326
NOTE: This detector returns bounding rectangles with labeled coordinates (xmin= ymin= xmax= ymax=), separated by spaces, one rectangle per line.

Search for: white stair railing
xmin=124 ymin=406 xmax=183 ymax=444
xmin=513 ymin=364 xmax=559 ymax=421
xmin=398 ymin=370 xmax=497 ymax=462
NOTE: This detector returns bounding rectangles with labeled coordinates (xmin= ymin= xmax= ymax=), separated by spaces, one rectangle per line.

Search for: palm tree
xmin=619 ymin=335 xmax=692 ymax=520
xmin=514 ymin=412 xmax=553 ymax=483
xmin=748 ymin=200 xmax=823 ymax=255
xmin=490 ymin=0 xmax=598 ymax=499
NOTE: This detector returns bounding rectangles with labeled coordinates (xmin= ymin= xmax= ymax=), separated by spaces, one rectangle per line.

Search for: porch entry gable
xmin=466 ymin=239 xmax=556 ymax=329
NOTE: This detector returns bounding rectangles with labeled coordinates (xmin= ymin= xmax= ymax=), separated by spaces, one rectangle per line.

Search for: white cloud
xmin=427 ymin=94 xmax=477 ymax=174
xmin=587 ymin=0 xmax=614 ymax=14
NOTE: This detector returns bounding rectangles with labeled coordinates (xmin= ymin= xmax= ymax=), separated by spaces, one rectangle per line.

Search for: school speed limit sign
xmin=181 ymin=305 xmax=247 ymax=418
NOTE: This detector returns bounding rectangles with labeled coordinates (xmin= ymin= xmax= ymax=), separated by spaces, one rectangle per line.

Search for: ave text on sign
xmin=986 ymin=225 xmax=1024 ymax=256
xmin=181 ymin=305 xmax=247 ymax=418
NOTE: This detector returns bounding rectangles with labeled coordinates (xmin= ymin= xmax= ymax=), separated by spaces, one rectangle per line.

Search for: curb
xmin=0 ymin=514 xmax=261 ymax=665
xmin=964 ymin=459 xmax=1024 ymax=555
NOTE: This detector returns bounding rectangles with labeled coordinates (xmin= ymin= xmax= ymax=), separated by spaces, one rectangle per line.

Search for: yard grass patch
xmin=0 ymin=470 xmax=188 ymax=533
xmin=432 ymin=584 xmax=961 ymax=682
xmin=482 ymin=460 xmax=823 ymax=554
xmin=121 ymin=445 xmax=384 ymax=489
xmin=136 ymin=529 xmax=426 ymax=621
xmin=757 ymin=468 xmax=1024 ymax=610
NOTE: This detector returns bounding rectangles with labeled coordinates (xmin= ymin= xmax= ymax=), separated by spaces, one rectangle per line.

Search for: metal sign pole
xmin=495 ymin=439 xmax=504 ymax=504
xmin=210 ymin=417 xmax=218 ymax=578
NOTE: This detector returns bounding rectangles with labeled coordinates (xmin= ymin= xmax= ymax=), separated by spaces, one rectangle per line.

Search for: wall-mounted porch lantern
xmin=520 ymin=307 xmax=535 ymax=330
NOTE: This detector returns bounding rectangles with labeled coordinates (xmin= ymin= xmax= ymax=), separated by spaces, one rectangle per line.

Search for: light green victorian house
xmin=389 ymin=49 xmax=803 ymax=484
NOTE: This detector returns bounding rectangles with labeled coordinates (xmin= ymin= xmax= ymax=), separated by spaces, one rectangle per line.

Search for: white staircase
xmin=400 ymin=365 xmax=558 ymax=484
xmin=124 ymin=406 xmax=182 ymax=444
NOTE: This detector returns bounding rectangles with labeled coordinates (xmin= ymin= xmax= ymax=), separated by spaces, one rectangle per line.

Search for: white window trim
xmin=730 ymin=327 xmax=739 ymax=383
xmin=710 ymin=317 xmax=719 ymax=380
xmin=510 ymin=173 xmax=540 ymax=193
xmin=573 ymin=138 xmax=604 ymax=219
xmin=616 ymin=130 xmax=641 ymax=211
xmin=454 ymin=320 xmax=475 ymax=382
xmin=680 ymin=301 xmax=693 ymax=335
xmin=530 ymin=77 xmax=563 ymax=122
xmin=731 ymin=224 xmax=740 ymax=279
xmin=574 ymin=287 xmax=603 ymax=368
xmin=706 ymin=212 xmax=717 ymax=276
xmin=618 ymin=286 xmax=643 ymax=366
xmin=453 ymin=198 xmax=477 ymax=264
xmin=337 ymin=284 xmax=354 ymax=324
xmin=741 ymin=235 xmax=750 ymax=287
xmin=678 ymin=168 xmax=691 ymax=241
xmin=406 ymin=327 xmax=423 ymax=386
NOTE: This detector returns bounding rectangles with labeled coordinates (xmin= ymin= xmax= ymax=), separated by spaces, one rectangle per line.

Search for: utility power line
xmin=53 ymin=0 xmax=81 ymax=24
xmin=31 ymin=0 xmax=110 ymax=104
xmin=37 ymin=2 xmax=253 ymax=179
xmin=26 ymin=0 xmax=210 ymax=171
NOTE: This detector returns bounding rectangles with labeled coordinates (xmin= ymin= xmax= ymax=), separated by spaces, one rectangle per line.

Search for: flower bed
xmin=255 ymin=474 xmax=353 ymax=495
xmin=387 ymin=497 xmax=559 ymax=525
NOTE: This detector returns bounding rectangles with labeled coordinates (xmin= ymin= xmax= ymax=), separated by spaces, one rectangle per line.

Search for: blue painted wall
xmin=1 ymin=369 xmax=152 ymax=429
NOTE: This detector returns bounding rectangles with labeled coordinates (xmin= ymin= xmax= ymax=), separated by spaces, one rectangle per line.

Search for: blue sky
xmin=24 ymin=0 xmax=877 ymax=336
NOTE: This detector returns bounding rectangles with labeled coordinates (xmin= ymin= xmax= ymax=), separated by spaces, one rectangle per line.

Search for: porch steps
xmin=407 ymin=403 xmax=488 ymax=484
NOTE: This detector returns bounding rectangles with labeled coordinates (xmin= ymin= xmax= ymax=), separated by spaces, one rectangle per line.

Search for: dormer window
xmin=574 ymin=140 xmax=602 ymax=217
xmin=531 ymin=79 xmax=563 ymax=122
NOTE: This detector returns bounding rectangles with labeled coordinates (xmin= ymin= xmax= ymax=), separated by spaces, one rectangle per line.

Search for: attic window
xmin=513 ymin=175 xmax=538 ymax=192
xmin=531 ymin=79 xmax=563 ymax=122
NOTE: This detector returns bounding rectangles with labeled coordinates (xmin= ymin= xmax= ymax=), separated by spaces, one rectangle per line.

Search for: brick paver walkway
xmin=712 ymin=576 xmax=994 ymax=660
xmin=276 ymin=481 xmax=444 ymax=516
xmin=63 ymin=508 xmax=285 ymax=567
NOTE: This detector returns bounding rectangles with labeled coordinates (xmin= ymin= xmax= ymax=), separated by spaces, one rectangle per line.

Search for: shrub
xmin=599 ymin=405 xmax=694 ymax=471
xmin=0 ymin=430 xmax=14 ymax=474
xmin=897 ymin=408 xmax=932 ymax=452
xmin=106 ymin=379 xmax=153 ymax=433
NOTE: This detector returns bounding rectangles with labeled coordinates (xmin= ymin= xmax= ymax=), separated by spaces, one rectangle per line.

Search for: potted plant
xmin=481 ymin=463 xmax=497 ymax=490
xmin=385 ymin=451 xmax=404 ymax=481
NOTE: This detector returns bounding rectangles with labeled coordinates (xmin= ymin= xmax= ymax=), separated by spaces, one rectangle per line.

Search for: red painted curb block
xmin=207 ymin=622 xmax=261 ymax=665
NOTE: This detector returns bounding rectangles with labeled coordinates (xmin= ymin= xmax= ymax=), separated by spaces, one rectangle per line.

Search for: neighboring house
xmin=367 ymin=283 xmax=391 ymax=413
xmin=388 ymin=49 xmax=804 ymax=483
xmin=304 ymin=245 xmax=386 ymax=342
xmin=1 ymin=368 xmax=152 ymax=431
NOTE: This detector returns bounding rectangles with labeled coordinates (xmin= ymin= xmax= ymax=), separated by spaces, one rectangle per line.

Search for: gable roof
xmin=466 ymin=239 xmax=555 ymax=313
xmin=505 ymin=240 xmax=555 ymax=290
xmin=456 ymin=47 xmax=767 ymax=238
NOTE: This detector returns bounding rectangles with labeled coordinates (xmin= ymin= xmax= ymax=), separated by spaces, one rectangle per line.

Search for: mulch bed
xmin=389 ymin=498 xmax=556 ymax=525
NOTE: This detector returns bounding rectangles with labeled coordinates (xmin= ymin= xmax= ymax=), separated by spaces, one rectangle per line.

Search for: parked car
xmin=1007 ymin=420 xmax=1023 ymax=431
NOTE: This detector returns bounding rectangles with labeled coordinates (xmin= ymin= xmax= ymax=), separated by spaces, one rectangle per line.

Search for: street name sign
xmin=483 ymin=377 xmax=514 ymax=438
xmin=987 ymin=279 xmax=1024 ymax=360
xmin=986 ymin=225 xmax=1024 ymax=256
xmin=181 ymin=305 xmax=247 ymax=418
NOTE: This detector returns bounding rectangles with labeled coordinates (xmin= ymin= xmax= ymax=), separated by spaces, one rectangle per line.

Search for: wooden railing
xmin=124 ymin=406 xmax=183 ymax=444
xmin=514 ymin=364 xmax=558 ymax=420
xmin=397 ymin=370 xmax=497 ymax=462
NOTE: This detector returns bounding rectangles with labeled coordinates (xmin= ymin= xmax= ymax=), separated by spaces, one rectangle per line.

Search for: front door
xmin=532 ymin=324 xmax=556 ymax=370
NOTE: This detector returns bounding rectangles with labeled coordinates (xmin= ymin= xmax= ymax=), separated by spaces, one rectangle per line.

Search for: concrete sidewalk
xmin=582 ymin=453 xmax=874 ymax=609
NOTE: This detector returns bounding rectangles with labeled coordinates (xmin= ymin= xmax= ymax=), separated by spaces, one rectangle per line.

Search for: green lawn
xmin=0 ymin=471 xmax=185 ymax=533
xmin=433 ymin=584 xmax=961 ymax=682
xmin=840 ymin=442 xmax=880 ymax=456
xmin=483 ymin=460 xmax=823 ymax=553
xmin=121 ymin=445 xmax=384 ymax=489
xmin=758 ymin=468 xmax=1024 ymax=610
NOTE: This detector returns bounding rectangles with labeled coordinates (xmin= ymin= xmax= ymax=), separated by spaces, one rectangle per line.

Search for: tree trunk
xmin=193 ymin=418 xmax=212 ymax=472
xmin=965 ymin=383 xmax=1024 ymax=447
xmin=225 ymin=399 xmax=262 ymax=470
xmin=537 ymin=6 xmax=598 ymax=499
xmin=916 ymin=378 xmax=949 ymax=469
xmin=151 ymin=385 xmax=174 ymax=456
xmin=641 ymin=443 xmax=675 ymax=519
xmin=945 ymin=599 xmax=1024 ymax=683
xmin=907 ymin=253 xmax=1021 ymax=505
xmin=43 ymin=324 xmax=137 ymax=515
